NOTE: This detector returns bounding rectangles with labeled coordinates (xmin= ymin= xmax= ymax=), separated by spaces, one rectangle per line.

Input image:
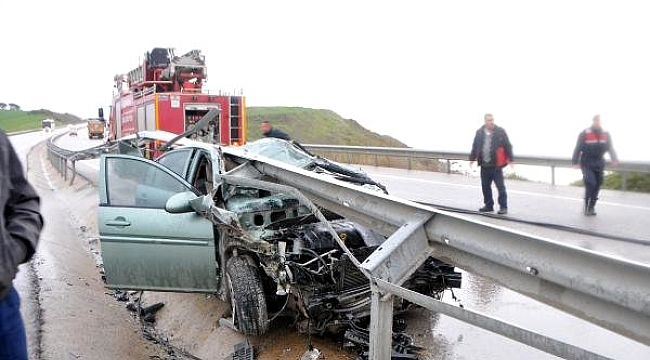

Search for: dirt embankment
xmin=32 ymin=142 xmax=356 ymax=360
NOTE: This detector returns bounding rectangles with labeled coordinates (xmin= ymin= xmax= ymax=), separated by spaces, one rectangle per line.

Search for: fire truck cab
xmin=109 ymin=48 xmax=246 ymax=146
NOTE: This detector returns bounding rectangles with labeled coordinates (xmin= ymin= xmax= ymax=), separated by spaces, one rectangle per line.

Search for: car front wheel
xmin=226 ymin=256 xmax=269 ymax=335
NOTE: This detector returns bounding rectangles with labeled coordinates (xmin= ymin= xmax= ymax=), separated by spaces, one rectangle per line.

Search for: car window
xmin=242 ymin=138 xmax=313 ymax=168
xmin=106 ymin=157 xmax=192 ymax=208
xmin=156 ymin=148 xmax=194 ymax=176
xmin=191 ymin=152 xmax=215 ymax=195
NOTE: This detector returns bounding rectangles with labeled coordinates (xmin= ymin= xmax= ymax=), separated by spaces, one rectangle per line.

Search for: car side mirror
xmin=189 ymin=194 xmax=214 ymax=215
xmin=165 ymin=191 xmax=199 ymax=213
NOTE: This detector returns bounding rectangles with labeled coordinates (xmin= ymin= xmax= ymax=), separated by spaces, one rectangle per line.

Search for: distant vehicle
xmin=41 ymin=119 xmax=55 ymax=132
xmin=98 ymin=130 xmax=461 ymax=336
xmin=87 ymin=118 xmax=105 ymax=139
xmin=67 ymin=124 xmax=78 ymax=137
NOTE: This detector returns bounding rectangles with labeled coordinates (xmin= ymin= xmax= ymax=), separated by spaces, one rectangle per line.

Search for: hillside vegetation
xmin=0 ymin=109 xmax=81 ymax=133
xmin=246 ymin=107 xmax=406 ymax=147
xmin=572 ymin=172 xmax=650 ymax=193
xmin=246 ymin=107 xmax=445 ymax=172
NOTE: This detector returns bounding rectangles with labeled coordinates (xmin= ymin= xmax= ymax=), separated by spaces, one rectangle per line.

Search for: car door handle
xmin=105 ymin=218 xmax=131 ymax=227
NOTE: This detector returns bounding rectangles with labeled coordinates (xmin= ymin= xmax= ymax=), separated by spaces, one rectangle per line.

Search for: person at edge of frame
xmin=0 ymin=129 xmax=44 ymax=360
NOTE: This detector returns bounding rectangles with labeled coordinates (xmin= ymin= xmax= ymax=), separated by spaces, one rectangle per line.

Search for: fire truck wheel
xmin=226 ymin=256 xmax=269 ymax=335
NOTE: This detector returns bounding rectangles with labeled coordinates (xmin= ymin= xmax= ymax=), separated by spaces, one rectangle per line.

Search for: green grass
xmin=0 ymin=110 xmax=49 ymax=133
xmin=571 ymin=172 xmax=650 ymax=193
xmin=246 ymin=107 xmax=406 ymax=146
xmin=0 ymin=109 xmax=82 ymax=133
xmin=505 ymin=173 xmax=531 ymax=182
xmin=244 ymin=107 xmax=450 ymax=171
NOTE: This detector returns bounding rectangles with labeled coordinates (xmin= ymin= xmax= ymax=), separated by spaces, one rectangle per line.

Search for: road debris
xmin=299 ymin=346 xmax=322 ymax=360
xmin=343 ymin=320 xmax=422 ymax=360
xmin=224 ymin=340 xmax=255 ymax=360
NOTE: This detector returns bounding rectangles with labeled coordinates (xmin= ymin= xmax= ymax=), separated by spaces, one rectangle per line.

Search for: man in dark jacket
xmin=260 ymin=120 xmax=291 ymax=141
xmin=572 ymin=115 xmax=618 ymax=216
xmin=470 ymin=114 xmax=514 ymax=214
xmin=0 ymin=130 xmax=43 ymax=359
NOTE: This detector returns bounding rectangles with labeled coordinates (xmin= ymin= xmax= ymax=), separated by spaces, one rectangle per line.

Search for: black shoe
xmin=478 ymin=206 xmax=494 ymax=213
xmin=586 ymin=199 xmax=597 ymax=216
xmin=497 ymin=208 xmax=508 ymax=215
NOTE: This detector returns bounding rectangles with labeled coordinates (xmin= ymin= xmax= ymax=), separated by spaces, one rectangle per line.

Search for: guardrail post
xmin=551 ymin=165 xmax=556 ymax=186
xmin=70 ymin=160 xmax=77 ymax=185
xmin=447 ymin=159 xmax=451 ymax=174
xmin=621 ymin=172 xmax=628 ymax=191
xmin=374 ymin=154 xmax=379 ymax=167
xmin=407 ymin=157 xmax=412 ymax=170
xmin=368 ymin=289 xmax=393 ymax=360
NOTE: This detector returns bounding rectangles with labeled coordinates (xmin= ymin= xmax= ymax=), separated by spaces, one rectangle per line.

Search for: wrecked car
xmin=98 ymin=130 xmax=461 ymax=336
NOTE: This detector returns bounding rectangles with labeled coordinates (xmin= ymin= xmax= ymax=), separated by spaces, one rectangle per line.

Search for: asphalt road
xmin=44 ymin=131 xmax=650 ymax=359
xmin=360 ymin=165 xmax=650 ymax=265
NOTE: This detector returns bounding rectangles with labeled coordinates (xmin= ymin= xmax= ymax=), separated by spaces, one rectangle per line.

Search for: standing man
xmin=572 ymin=115 xmax=618 ymax=216
xmin=260 ymin=120 xmax=291 ymax=141
xmin=470 ymin=113 xmax=514 ymax=214
xmin=0 ymin=130 xmax=44 ymax=360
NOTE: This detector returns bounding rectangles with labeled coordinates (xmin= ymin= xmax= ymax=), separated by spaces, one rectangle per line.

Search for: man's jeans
xmin=481 ymin=166 xmax=508 ymax=209
xmin=0 ymin=287 xmax=28 ymax=360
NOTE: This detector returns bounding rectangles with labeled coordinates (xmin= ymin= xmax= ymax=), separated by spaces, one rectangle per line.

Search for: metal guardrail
xmin=223 ymin=147 xmax=650 ymax=360
xmin=304 ymin=144 xmax=650 ymax=188
xmin=46 ymin=132 xmax=74 ymax=181
xmin=46 ymin=131 xmax=116 ymax=184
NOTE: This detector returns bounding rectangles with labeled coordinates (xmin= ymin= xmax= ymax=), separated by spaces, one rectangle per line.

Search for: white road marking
xmin=371 ymin=173 xmax=650 ymax=212
xmin=40 ymin=155 xmax=56 ymax=191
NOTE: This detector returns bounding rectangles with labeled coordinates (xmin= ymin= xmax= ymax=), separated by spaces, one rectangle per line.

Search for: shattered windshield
xmin=242 ymin=138 xmax=314 ymax=168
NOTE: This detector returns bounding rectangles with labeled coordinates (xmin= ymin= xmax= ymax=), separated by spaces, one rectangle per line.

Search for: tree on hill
xmin=0 ymin=103 xmax=6 ymax=110
xmin=8 ymin=103 xmax=20 ymax=111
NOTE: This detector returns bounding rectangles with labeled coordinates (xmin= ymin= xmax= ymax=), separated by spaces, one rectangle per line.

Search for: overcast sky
xmin=2 ymin=1 xmax=649 ymax=160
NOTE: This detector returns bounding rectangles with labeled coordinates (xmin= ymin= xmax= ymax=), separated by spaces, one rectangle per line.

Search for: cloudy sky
xmin=2 ymin=0 xmax=649 ymax=160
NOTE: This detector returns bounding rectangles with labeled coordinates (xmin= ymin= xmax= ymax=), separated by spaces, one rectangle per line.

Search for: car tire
xmin=226 ymin=256 xmax=269 ymax=335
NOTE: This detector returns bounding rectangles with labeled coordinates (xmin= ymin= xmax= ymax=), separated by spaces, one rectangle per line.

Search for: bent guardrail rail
xmin=223 ymin=146 xmax=650 ymax=360
xmin=304 ymin=144 xmax=650 ymax=188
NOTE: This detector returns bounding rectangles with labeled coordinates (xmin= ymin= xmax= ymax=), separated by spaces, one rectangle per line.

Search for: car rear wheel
xmin=226 ymin=256 xmax=269 ymax=335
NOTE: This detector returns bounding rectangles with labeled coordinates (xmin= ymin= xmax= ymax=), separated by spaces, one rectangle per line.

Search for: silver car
xmin=98 ymin=131 xmax=461 ymax=335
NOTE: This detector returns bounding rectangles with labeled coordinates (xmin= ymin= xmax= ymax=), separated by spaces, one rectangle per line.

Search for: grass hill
xmin=245 ymin=107 xmax=444 ymax=171
xmin=0 ymin=109 xmax=82 ymax=133
xmin=246 ymin=107 xmax=406 ymax=147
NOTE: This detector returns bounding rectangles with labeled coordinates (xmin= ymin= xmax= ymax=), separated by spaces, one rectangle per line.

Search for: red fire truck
xmin=109 ymin=48 xmax=246 ymax=145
